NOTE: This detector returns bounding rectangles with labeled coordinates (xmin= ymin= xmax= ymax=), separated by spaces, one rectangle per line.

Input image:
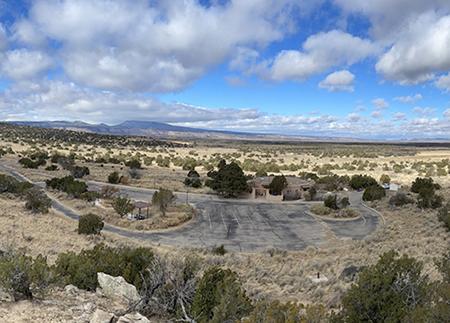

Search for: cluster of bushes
xmin=70 ymin=166 xmax=90 ymax=179
xmin=51 ymin=153 xmax=75 ymax=170
xmin=240 ymin=159 xmax=282 ymax=174
xmin=0 ymin=174 xmax=51 ymax=213
xmin=112 ymin=196 xmax=135 ymax=217
xmin=206 ymin=160 xmax=248 ymax=198
xmin=2 ymin=247 xmax=448 ymax=322
xmin=0 ymin=174 xmax=33 ymax=195
xmin=324 ymin=194 xmax=349 ymax=210
xmin=333 ymin=250 xmax=450 ymax=322
xmin=311 ymin=194 xmax=352 ymax=217
xmin=0 ymin=251 xmax=54 ymax=301
xmin=108 ymin=171 xmax=121 ymax=184
xmin=411 ymin=177 xmax=443 ymax=209
xmin=268 ymin=175 xmax=287 ymax=195
xmin=350 ymin=174 xmax=377 ymax=190
xmin=46 ymin=176 xmax=87 ymax=198
xmin=45 ymin=165 xmax=58 ymax=171
xmin=184 ymin=170 xmax=202 ymax=188
xmin=316 ymin=174 xmax=350 ymax=191
xmin=362 ymin=184 xmax=386 ymax=202
xmin=78 ymin=213 xmax=104 ymax=235
xmin=54 ymin=244 xmax=154 ymax=291
xmin=24 ymin=188 xmax=52 ymax=214
xmin=18 ymin=157 xmax=46 ymax=169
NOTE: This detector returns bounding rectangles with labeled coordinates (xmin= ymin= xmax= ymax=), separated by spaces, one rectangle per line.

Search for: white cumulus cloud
xmin=259 ymin=30 xmax=377 ymax=81
xmin=0 ymin=49 xmax=52 ymax=80
xmin=319 ymin=70 xmax=355 ymax=92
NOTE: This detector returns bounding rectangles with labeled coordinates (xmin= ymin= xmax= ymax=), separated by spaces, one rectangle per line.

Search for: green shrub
xmin=108 ymin=171 xmax=120 ymax=184
xmin=411 ymin=177 xmax=441 ymax=194
xmin=46 ymin=176 xmax=87 ymax=198
xmin=412 ymin=177 xmax=443 ymax=209
xmin=340 ymin=196 xmax=350 ymax=208
xmin=362 ymin=185 xmax=386 ymax=201
xmin=350 ymin=175 xmax=377 ymax=190
xmin=207 ymin=161 xmax=248 ymax=198
xmin=112 ymin=196 xmax=134 ymax=217
xmin=54 ymin=244 xmax=154 ymax=291
xmin=80 ymin=191 xmax=100 ymax=202
xmin=126 ymin=159 xmax=142 ymax=169
xmin=380 ymin=174 xmax=391 ymax=184
xmin=0 ymin=175 xmax=33 ymax=196
xmin=184 ymin=170 xmax=202 ymax=188
xmin=268 ymin=175 xmax=287 ymax=196
xmin=18 ymin=157 xmax=46 ymax=169
xmin=191 ymin=267 xmax=253 ymax=323
xmin=45 ymin=165 xmax=58 ymax=171
xmin=0 ymin=252 xmax=53 ymax=301
xmin=70 ymin=166 xmax=90 ymax=178
xmin=78 ymin=214 xmax=104 ymax=235
xmin=298 ymin=172 xmax=319 ymax=181
xmin=316 ymin=174 xmax=350 ymax=191
xmin=324 ymin=194 xmax=338 ymax=210
xmin=337 ymin=251 xmax=430 ymax=322
xmin=25 ymin=188 xmax=52 ymax=214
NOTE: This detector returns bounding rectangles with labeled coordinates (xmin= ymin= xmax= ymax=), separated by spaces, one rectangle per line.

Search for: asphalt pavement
xmin=0 ymin=165 xmax=381 ymax=252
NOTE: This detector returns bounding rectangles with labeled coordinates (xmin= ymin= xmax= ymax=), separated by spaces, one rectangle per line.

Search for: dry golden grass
xmin=0 ymin=190 xmax=448 ymax=309
xmin=1 ymin=138 xmax=450 ymax=310
xmin=5 ymin=139 xmax=450 ymax=191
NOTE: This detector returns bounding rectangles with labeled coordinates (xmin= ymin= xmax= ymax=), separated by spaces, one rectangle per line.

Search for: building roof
xmin=134 ymin=201 xmax=150 ymax=209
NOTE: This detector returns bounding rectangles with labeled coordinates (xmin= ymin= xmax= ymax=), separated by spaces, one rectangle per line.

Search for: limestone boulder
xmin=97 ymin=272 xmax=140 ymax=303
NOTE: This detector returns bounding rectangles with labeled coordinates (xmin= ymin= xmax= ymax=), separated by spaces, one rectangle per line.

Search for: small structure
xmin=133 ymin=201 xmax=150 ymax=220
xmin=382 ymin=183 xmax=401 ymax=191
xmin=248 ymin=176 xmax=314 ymax=201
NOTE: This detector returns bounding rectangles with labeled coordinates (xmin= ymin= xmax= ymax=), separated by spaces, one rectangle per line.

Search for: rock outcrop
xmin=90 ymin=309 xmax=115 ymax=323
xmin=97 ymin=272 xmax=140 ymax=303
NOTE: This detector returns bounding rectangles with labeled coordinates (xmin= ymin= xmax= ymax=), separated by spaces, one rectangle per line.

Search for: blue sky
xmin=1 ymin=0 xmax=450 ymax=139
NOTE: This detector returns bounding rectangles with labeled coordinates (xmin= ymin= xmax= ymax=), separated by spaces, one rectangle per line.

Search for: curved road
xmin=0 ymin=165 xmax=381 ymax=252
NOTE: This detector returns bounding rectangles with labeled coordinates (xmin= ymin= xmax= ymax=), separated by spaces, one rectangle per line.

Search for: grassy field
xmin=0 ymin=124 xmax=449 ymax=315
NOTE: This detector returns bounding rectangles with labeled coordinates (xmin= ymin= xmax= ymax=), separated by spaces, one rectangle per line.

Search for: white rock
xmin=97 ymin=272 xmax=140 ymax=303
xmin=90 ymin=309 xmax=115 ymax=323
xmin=309 ymin=274 xmax=329 ymax=283
xmin=117 ymin=312 xmax=150 ymax=323
xmin=64 ymin=284 xmax=79 ymax=296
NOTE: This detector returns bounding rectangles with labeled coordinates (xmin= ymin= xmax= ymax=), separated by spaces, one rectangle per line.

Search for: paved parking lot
xmin=88 ymin=182 xmax=381 ymax=251
xmin=0 ymin=166 xmax=381 ymax=252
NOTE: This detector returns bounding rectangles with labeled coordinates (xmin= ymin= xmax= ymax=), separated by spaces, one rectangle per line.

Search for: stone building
xmin=248 ymin=176 xmax=314 ymax=201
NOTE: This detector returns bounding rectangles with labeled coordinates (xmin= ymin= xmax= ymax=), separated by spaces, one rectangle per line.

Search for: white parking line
xmin=219 ymin=208 xmax=228 ymax=231
xmin=207 ymin=212 xmax=212 ymax=230
xmin=232 ymin=208 xmax=240 ymax=227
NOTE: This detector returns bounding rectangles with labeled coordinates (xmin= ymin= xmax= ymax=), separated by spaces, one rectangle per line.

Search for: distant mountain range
xmin=10 ymin=120 xmax=259 ymax=139
xmin=9 ymin=120 xmax=450 ymax=143
xmin=10 ymin=120 xmax=350 ymax=142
